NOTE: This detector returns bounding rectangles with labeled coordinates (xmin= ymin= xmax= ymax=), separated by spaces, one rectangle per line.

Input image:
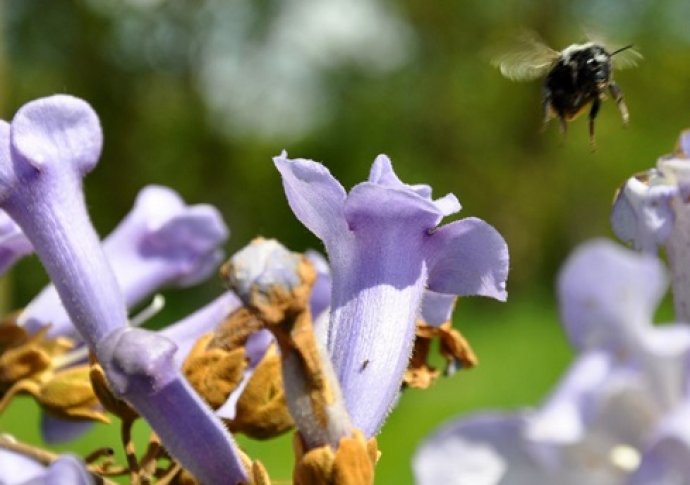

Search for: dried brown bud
xmin=404 ymin=321 xmax=478 ymax=389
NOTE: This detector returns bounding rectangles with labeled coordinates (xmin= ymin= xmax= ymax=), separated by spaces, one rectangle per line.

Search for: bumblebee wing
xmin=491 ymin=32 xmax=559 ymax=82
xmin=611 ymin=47 xmax=643 ymax=70
xmin=582 ymin=28 xmax=642 ymax=70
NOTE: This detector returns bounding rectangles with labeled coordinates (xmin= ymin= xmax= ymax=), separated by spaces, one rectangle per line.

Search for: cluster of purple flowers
xmin=0 ymin=95 xmax=509 ymax=483
xmin=415 ymin=132 xmax=690 ymax=484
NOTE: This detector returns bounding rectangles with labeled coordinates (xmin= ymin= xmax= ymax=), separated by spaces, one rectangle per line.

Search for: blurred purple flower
xmin=0 ymin=95 xmax=246 ymax=483
xmin=19 ymin=184 xmax=229 ymax=338
xmin=414 ymin=239 xmax=690 ymax=484
xmin=612 ymin=130 xmax=690 ymax=321
xmin=0 ymin=449 xmax=93 ymax=485
xmin=275 ymin=151 xmax=509 ymax=437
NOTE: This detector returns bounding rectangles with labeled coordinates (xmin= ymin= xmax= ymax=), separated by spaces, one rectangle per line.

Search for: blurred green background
xmin=0 ymin=0 xmax=688 ymax=482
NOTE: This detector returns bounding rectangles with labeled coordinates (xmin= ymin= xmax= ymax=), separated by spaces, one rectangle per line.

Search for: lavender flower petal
xmin=420 ymin=290 xmax=458 ymax=326
xmin=40 ymin=414 xmax=94 ymax=445
xmin=37 ymin=455 xmax=93 ymax=485
xmin=414 ymin=412 xmax=545 ymax=485
xmin=628 ymin=403 xmax=690 ymax=485
xmin=425 ymin=218 xmax=509 ymax=300
xmin=0 ymin=449 xmax=46 ymax=484
xmin=274 ymin=151 xmax=348 ymax=246
xmin=104 ymin=185 xmax=228 ymax=289
xmin=526 ymin=350 xmax=614 ymax=444
xmin=557 ymin=239 xmax=667 ymax=352
xmin=0 ymin=451 xmax=92 ymax=485
xmin=305 ymin=249 xmax=331 ymax=321
xmin=611 ymin=175 xmax=677 ymax=253
xmin=0 ymin=210 xmax=32 ymax=275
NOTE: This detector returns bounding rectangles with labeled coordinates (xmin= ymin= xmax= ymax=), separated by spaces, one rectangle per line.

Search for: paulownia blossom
xmin=0 ymin=95 xmax=247 ymax=483
xmin=275 ymin=152 xmax=509 ymax=437
xmin=414 ymin=239 xmax=690 ymax=485
xmin=612 ymin=129 xmax=690 ymax=321
xmin=19 ymin=184 xmax=229 ymax=338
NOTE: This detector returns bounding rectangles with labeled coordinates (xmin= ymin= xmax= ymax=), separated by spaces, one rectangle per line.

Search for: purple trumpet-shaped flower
xmin=612 ymin=130 xmax=690 ymax=321
xmin=275 ymin=152 xmax=509 ymax=437
xmin=0 ymin=209 xmax=32 ymax=275
xmin=415 ymin=240 xmax=690 ymax=484
xmin=0 ymin=95 xmax=246 ymax=483
xmin=0 ymin=450 xmax=93 ymax=485
xmin=19 ymin=184 xmax=229 ymax=338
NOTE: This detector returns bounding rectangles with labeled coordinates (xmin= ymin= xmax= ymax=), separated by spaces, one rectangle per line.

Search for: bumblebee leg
xmin=588 ymin=98 xmax=601 ymax=149
xmin=558 ymin=116 xmax=567 ymax=137
xmin=609 ymin=82 xmax=629 ymax=126
xmin=541 ymin=94 xmax=552 ymax=133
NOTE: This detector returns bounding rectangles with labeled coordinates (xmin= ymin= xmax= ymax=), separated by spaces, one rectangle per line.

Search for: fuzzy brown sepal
xmin=0 ymin=319 xmax=107 ymax=423
xmin=89 ymin=361 xmax=136 ymax=422
xmin=226 ymin=344 xmax=294 ymax=439
xmin=292 ymin=430 xmax=379 ymax=485
xmin=182 ymin=309 xmax=295 ymax=439
xmin=237 ymin=447 xmax=272 ymax=485
xmin=183 ymin=332 xmax=247 ymax=409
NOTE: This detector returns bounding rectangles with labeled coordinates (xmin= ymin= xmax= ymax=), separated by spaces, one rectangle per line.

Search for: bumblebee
xmin=492 ymin=33 xmax=641 ymax=146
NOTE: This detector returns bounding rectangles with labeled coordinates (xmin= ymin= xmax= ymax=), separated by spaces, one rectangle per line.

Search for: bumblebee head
xmin=583 ymin=46 xmax=611 ymax=84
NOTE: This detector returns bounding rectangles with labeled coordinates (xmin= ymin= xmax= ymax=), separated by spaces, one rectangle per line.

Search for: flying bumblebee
xmin=492 ymin=33 xmax=642 ymax=146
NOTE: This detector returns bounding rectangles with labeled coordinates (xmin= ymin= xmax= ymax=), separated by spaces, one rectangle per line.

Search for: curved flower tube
xmin=0 ymin=95 xmax=246 ymax=483
xmin=275 ymin=152 xmax=509 ymax=437
xmin=20 ymin=184 xmax=229 ymax=338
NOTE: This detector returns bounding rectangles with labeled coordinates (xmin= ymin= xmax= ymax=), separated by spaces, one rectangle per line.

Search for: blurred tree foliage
xmin=2 ymin=0 xmax=690 ymax=313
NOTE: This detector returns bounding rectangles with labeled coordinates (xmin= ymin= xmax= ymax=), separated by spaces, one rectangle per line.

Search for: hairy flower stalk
xmin=612 ymin=130 xmax=690 ymax=321
xmin=0 ymin=95 xmax=247 ymax=483
xmin=224 ymin=238 xmax=378 ymax=483
xmin=275 ymin=152 xmax=509 ymax=436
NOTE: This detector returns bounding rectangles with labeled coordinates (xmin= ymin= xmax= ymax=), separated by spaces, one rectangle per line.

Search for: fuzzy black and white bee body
xmin=493 ymin=34 xmax=641 ymax=146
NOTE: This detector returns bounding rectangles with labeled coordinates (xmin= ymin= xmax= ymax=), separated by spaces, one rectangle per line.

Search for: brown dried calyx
xmin=0 ymin=316 xmax=108 ymax=423
xmin=182 ymin=308 xmax=293 ymax=439
xmin=293 ymin=431 xmax=379 ymax=485
xmin=404 ymin=321 xmax=478 ymax=389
